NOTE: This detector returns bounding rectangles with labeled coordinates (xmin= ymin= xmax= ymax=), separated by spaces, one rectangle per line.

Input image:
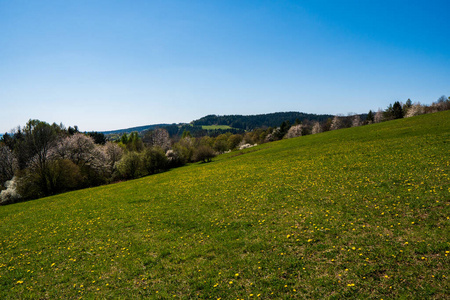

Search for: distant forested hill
xmin=191 ymin=112 xmax=334 ymax=130
xmin=101 ymin=124 xmax=174 ymax=135
xmin=101 ymin=112 xmax=337 ymax=138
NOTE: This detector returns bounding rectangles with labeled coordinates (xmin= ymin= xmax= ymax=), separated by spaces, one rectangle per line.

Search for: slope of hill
xmin=101 ymin=123 xmax=175 ymax=135
xmin=1 ymin=111 xmax=448 ymax=299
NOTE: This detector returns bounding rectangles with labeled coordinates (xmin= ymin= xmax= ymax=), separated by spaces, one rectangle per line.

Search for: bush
xmin=193 ymin=145 xmax=216 ymax=163
xmin=0 ymin=177 xmax=21 ymax=205
xmin=0 ymin=146 xmax=18 ymax=186
xmin=115 ymin=152 xmax=144 ymax=179
xmin=284 ymin=124 xmax=303 ymax=139
xmin=213 ymin=139 xmax=228 ymax=153
xmin=103 ymin=142 xmax=124 ymax=174
xmin=173 ymin=137 xmax=195 ymax=163
xmin=166 ymin=149 xmax=185 ymax=168
xmin=142 ymin=147 xmax=168 ymax=174
xmin=405 ymin=104 xmax=425 ymax=118
xmin=311 ymin=122 xmax=322 ymax=134
xmin=228 ymin=134 xmax=243 ymax=150
xmin=47 ymin=159 xmax=83 ymax=193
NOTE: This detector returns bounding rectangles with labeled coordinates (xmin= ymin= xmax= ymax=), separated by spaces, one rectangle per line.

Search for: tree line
xmin=1 ymin=96 xmax=449 ymax=204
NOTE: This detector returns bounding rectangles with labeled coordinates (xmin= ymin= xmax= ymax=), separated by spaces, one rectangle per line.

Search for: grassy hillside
xmin=1 ymin=112 xmax=449 ymax=299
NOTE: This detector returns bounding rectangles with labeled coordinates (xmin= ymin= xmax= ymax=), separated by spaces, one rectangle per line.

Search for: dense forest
xmin=191 ymin=111 xmax=334 ymax=130
xmin=1 ymin=96 xmax=449 ymax=204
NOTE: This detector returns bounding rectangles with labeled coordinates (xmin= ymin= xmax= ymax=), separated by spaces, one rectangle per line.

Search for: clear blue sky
xmin=1 ymin=0 xmax=449 ymax=132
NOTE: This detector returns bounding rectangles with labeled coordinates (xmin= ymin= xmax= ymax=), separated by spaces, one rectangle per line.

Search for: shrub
xmin=0 ymin=177 xmax=21 ymax=205
xmin=213 ymin=139 xmax=228 ymax=153
xmin=173 ymin=137 xmax=195 ymax=163
xmin=103 ymin=142 xmax=124 ymax=174
xmin=115 ymin=152 xmax=144 ymax=179
xmin=284 ymin=124 xmax=303 ymax=139
xmin=374 ymin=109 xmax=384 ymax=123
xmin=166 ymin=149 xmax=185 ymax=168
xmin=142 ymin=147 xmax=168 ymax=174
xmin=311 ymin=122 xmax=322 ymax=134
xmin=239 ymin=143 xmax=257 ymax=150
xmin=143 ymin=128 xmax=171 ymax=151
xmin=352 ymin=115 xmax=362 ymax=127
xmin=193 ymin=145 xmax=216 ymax=163
xmin=47 ymin=159 xmax=83 ymax=193
xmin=228 ymin=134 xmax=243 ymax=150
xmin=405 ymin=104 xmax=425 ymax=118
xmin=330 ymin=116 xmax=343 ymax=130
xmin=0 ymin=145 xmax=18 ymax=186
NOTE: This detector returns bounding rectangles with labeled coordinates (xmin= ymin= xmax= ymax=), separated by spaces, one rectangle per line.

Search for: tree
xmin=405 ymin=99 xmax=412 ymax=108
xmin=55 ymin=133 xmax=96 ymax=165
xmin=366 ymin=110 xmax=374 ymax=123
xmin=0 ymin=145 xmax=18 ymax=186
xmin=311 ymin=122 xmax=321 ymax=134
xmin=351 ymin=115 xmax=362 ymax=127
xmin=142 ymin=147 xmax=168 ymax=174
xmin=405 ymin=104 xmax=424 ymax=118
xmin=284 ymin=124 xmax=303 ymax=139
xmin=437 ymin=95 xmax=447 ymax=103
xmin=392 ymin=101 xmax=404 ymax=119
xmin=68 ymin=126 xmax=79 ymax=135
xmin=87 ymin=132 xmax=106 ymax=145
xmin=173 ymin=137 xmax=195 ymax=163
xmin=193 ymin=145 xmax=216 ymax=163
xmin=182 ymin=130 xmax=192 ymax=138
xmin=121 ymin=133 xmax=129 ymax=145
xmin=116 ymin=152 xmax=143 ymax=179
xmin=10 ymin=127 xmax=30 ymax=170
xmin=103 ymin=142 xmax=124 ymax=174
xmin=1 ymin=132 xmax=15 ymax=150
xmin=119 ymin=132 xmax=144 ymax=152
xmin=374 ymin=109 xmax=384 ymax=123
xmin=21 ymin=120 xmax=59 ymax=196
xmin=51 ymin=133 xmax=110 ymax=186
xmin=46 ymin=159 xmax=83 ymax=194
xmin=227 ymin=134 xmax=243 ymax=150
xmin=199 ymin=136 xmax=214 ymax=147
xmin=432 ymin=95 xmax=450 ymax=111
xmin=330 ymin=116 xmax=343 ymax=130
xmin=276 ymin=121 xmax=291 ymax=139
xmin=143 ymin=128 xmax=171 ymax=151
xmin=128 ymin=132 xmax=144 ymax=152
xmin=213 ymin=134 xmax=230 ymax=153
xmin=166 ymin=149 xmax=184 ymax=168
xmin=0 ymin=177 xmax=21 ymax=205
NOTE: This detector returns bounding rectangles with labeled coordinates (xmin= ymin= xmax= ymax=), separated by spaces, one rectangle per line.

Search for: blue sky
xmin=1 ymin=0 xmax=449 ymax=132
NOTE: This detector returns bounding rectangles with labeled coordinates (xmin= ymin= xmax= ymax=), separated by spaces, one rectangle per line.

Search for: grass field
xmin=1 ymin=111 xmax=449 ymax=299
xmin=201 ymin=125 xmax=234 ymax=130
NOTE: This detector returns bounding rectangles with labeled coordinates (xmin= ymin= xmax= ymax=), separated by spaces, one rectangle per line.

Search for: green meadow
xmin=1 ymin=111 xmax=449 ymax=299
xmin=201 ymin=125 xmax=234 ymax=130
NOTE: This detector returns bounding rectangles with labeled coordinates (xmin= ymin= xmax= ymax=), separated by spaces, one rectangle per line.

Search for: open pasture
xmin=1 ymin=112 xmax=449 ymax=299
xmin=201 ymin=125 xmax=234 ymax=130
